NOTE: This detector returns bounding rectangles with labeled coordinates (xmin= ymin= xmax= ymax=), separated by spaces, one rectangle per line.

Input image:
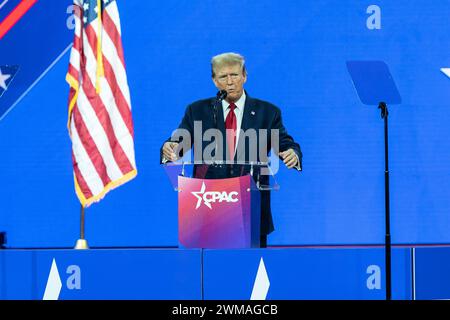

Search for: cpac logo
xmin=191 ymin=182 xmax=239 ymax=209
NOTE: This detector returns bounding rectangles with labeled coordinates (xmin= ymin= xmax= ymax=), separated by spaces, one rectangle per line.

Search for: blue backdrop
xmin=0 ymin=0 xmax=449 ymax=247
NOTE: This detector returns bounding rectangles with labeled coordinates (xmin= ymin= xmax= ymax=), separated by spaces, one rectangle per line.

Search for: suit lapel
xmin=240 ymin=95 xmax=257 ymax=133
xmin=208 ymin=98 xmax=226 ymax=161
xmin=211 ymin=98 xmax=226 ymax=137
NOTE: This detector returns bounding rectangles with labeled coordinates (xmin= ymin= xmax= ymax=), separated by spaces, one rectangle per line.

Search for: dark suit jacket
xmin=161 ymin=93 xmax=302 ymax=235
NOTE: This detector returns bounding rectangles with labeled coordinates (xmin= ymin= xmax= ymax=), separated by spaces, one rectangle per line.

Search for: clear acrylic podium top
xmin=162 ymin=161 xmax=280 ymax=192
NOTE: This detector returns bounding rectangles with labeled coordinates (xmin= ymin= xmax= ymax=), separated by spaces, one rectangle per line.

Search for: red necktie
xmin=225 ymin=102 xmax=237 ymax=160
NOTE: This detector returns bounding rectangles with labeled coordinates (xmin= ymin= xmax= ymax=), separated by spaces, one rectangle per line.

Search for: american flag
xmin=66 ymin=0 xmax=136 ymax=207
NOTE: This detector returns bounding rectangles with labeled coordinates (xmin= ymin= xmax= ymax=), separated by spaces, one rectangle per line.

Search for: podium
xmin=163 ymin=162 xmax=279 ymax=248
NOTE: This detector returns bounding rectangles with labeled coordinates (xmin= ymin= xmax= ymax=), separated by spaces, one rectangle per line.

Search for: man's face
xmin=212 ymin=64 xmax=247 ymax=103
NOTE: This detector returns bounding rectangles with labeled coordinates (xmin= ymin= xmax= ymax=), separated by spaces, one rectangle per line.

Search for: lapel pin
xmin=251 ymin=111 xmax=255 ymax=115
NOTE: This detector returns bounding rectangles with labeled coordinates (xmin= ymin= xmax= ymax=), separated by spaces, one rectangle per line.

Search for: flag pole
xmin=74 ymin=204 xmax=89 ymax=249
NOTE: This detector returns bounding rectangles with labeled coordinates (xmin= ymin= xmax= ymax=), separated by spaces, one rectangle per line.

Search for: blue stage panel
xmin=2 ymin=249 xmax=202 ymax=300
xmin=1 ymin=0 xmax=450 ymax=248
xmin=414 ymin=247 xmax=450 ymax=300
xmin=203 ymin=248 xmax=412 ymax=300
xmin=0 ymin=250 xmax=35 ymax=299
xmin=35 ymin=249 xmax=202 ymax=300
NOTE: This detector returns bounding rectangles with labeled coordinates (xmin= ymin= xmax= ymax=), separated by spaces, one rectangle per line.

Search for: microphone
xmin=217 ymin=89 xmax=227 ymax=101
xmin=212 ymin=90 xmax=227 ymax=166
xmin=213 ymin=90 xmax=227 ymax=128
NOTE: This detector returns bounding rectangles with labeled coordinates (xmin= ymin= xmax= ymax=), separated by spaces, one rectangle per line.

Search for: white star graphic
xmin=191 ymin=182 xmax=211 ymax=209
xmin=0 ymin=69 xmax=11 ymax=90
xmin=43 ymin=258 xmax=62 ymax=300
xmin=441 ymin=68 xmax=450 ymax=79
xmin=250 ymin=257 xmax=270 ymax=300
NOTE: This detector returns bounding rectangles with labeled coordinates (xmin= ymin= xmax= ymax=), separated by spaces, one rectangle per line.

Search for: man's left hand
xmin=279 ymin=149 xmax=298 ymax=169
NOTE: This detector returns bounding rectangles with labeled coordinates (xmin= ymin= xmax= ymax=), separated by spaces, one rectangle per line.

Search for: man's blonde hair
xmin=211 ymin=52 xmax=246 ymax=77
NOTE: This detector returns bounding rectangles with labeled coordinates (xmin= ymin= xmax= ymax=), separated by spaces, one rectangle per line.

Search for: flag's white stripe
xmin=106 ymin=2 xmax=122 ymax=36
xmin=89 ymin=18 xmax=131 ymax=109
xmin=98 ymin=75 xmax=136 ymax=168
xmin=71 ymin=118 xmax=105 ymax=195
xmin=83 ymin=26 xmax=129 ymax=123
xmin=103 ymin=31 xmax=131 ymax=108
xmin=82 ymin=32 xmax=135 ymax=168
xmin=82 ymin=28 xmax=99 ymax=84
xmin=69 ymin=48 xmax=80 ymax=75
xmin=93 ymin=75 xmax=135 ymax=168
xmin=68 ymin=14 xmax=81 ymax=79
xmin=74 ymin=14 xmax=81 ymax=38
xmin=102 ymin=25 xmax=131 ymax=109
xmin=77 ymin=87 xmax=124 ymax=181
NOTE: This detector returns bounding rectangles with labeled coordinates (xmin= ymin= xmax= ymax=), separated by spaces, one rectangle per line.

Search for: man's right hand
xmin=162 ymin=142 xmax=180 ymax=162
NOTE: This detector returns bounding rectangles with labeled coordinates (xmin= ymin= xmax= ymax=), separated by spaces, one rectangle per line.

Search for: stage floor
xmin=0 ymin=246 xmax=448 ymax=300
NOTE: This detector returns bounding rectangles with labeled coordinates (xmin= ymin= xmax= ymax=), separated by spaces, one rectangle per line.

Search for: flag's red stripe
xmin=73 ymin=34 xmax=82 ymax=57
xmin=68 ymin=31 xmax=81 ymax=84
xmin=0 ymin=0 xmax=37 ymax=39
xmin=72 ymin=105 xmax=112 ymax=186
xmin=68 ymin=63 xmax=79 ymax=83
xmin=102 ymin=10 xmax=125 ymax=68
xmin=72 ymin=152 xmax=93 ymax=199
xmin=80 ymin=73 xmax=134 ymax=175
xmin=85 ymin=24 xmax=134 ymax=137
xmin=73 ymin=3 xmax=82 ymax=19
xmin=101 ymin=53 xmax=134 ymax=137
xmin=68 ymin=86 xmax=77 ymax=109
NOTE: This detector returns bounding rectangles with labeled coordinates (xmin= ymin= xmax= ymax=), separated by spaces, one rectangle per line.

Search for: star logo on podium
xmin=192 ymin=182 xmax=211 ymax=209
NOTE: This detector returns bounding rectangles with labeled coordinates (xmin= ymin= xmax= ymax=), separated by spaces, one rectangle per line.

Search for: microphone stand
xmin=213 ymin=90 xmax=227 ymax=130
xmin=212 ymin=90 xmax=227 ymax=166
xmin=379 ymin=101 xmax=392 ymax=300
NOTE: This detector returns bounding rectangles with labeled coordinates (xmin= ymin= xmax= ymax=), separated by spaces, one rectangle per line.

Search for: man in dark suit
xmin=161 ymin=52 xmax=302 ymax=247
